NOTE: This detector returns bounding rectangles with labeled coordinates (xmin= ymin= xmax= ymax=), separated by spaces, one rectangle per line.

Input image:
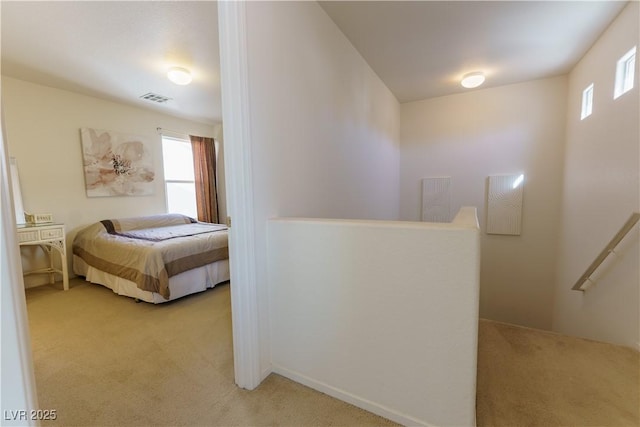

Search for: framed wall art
xmin=80 ymin=128 xmax=155 ymax=197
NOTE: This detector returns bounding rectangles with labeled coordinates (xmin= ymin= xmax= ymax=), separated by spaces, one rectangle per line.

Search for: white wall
xmin=244 ymin=1 xmax=401 ymax=374
xmin=268 ymin=208 xmax=480 ymax=427
xmin=552 ymin=2 xmax=639 ymax=350
xmin=1 ymin=109 xmax=38 ymax=426
xmin=400 ymin=77 xmax=567 ymax=330
xmin=1 ymin=76 xmax=223 ymax=284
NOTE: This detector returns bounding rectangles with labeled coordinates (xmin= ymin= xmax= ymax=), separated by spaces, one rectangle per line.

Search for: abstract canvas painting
xmin=80 ymin=128 xmax=155 ymax=197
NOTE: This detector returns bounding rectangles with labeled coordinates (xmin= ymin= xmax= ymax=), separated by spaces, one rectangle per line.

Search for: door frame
xmin=1 ymin=106 xmax=40 ymax=424
xmin=218 ymin=1 xmax=264 ymax=390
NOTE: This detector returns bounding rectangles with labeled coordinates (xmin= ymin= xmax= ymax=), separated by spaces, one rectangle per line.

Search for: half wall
xmin=267 ymin=207 xmax=480 ymax=426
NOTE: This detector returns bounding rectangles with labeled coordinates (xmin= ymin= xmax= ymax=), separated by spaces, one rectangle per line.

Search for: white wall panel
xmin=421 ymin=176 xmax=451 ymax=222
xmin=486 ymin=174 xmax=523 ymax=235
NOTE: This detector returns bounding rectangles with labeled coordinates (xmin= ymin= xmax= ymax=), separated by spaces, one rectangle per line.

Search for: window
xmin=614 ymin=46 xmax=636 ymax=99
xmin=581 ymin=83 xmax=594 ymax=120
xmin=161 ymin=136 xmax=197 ymax=219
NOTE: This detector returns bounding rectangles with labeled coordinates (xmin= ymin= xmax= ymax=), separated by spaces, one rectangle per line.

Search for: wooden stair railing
xmin=572 ymin=212 xmax=640 ymax=291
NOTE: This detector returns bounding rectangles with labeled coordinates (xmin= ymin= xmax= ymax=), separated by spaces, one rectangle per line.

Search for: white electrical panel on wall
xmin=421 ymin=177 xmax=451 ymax=223
xmin=487 ymin=174 xmax=524 ymax=235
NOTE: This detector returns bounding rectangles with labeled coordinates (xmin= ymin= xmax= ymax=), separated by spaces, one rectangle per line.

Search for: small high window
xmin=614 ymin=46 xmax=636 ymax=99
xmin=581 ymin=83 xmax=594 ymax=120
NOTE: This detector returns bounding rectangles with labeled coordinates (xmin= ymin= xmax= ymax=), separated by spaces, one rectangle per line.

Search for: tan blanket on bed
xmin=73 ymin=215 xmax=228 ymax=299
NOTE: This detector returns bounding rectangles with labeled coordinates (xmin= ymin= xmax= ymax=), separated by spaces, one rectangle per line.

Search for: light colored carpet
xmin=26 ymin=279 xmax=640 ymax=426
xmin=26 ymin=279 xmax=397 ymax=427
xmin=476 ymin=319 xmax=640 ymax=426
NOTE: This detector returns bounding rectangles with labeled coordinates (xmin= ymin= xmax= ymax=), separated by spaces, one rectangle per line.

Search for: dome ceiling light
xmin=167 ymin=67 xmax=192 ymax=85
xmin=461 ymin=72 xmax=485 ymax=89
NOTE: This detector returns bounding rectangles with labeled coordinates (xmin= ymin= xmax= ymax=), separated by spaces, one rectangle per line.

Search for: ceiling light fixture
xmin=167 ymin=67 xmax=192 ymax=85
xmin=461 ymin=72 xmax=485 ymax=89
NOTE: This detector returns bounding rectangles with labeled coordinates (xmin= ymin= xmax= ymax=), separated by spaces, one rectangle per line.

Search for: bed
xmin=72 ymin=213 xmax=230 ymax=303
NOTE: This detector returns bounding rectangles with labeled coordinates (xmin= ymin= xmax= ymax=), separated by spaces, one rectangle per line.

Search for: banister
xmin=572 ymin=212 xmax=640 ymax=291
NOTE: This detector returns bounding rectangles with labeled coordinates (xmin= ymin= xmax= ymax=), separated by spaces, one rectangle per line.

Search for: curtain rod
xmin=156 ymin=127 xmax=189 ymax=138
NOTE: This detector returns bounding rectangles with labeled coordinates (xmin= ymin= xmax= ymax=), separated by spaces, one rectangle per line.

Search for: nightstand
xmin=17 ymin=223 xmax=69 ymax=290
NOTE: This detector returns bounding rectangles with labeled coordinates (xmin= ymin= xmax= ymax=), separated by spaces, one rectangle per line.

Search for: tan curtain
xmin=190 ymin=135 xmax=219 ymax=223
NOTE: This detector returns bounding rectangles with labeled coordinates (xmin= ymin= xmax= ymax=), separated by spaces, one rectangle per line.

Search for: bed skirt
xmin=73 ymin=255 xmax=230 ymax=303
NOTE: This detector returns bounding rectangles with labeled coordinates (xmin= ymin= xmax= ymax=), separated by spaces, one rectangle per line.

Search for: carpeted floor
xmin=25 ymin=279 xmax=639 ymax=426
xmin=476 ymin=319 xmax=639 ymax=426
xmin=26 ymin=279 xmax=397 ymax=427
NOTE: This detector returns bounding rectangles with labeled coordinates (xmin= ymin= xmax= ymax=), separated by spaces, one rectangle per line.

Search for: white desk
xmin=17 ymin=223 xmax=69 ymax=290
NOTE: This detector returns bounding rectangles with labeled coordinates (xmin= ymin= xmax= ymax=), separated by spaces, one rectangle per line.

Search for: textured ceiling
xmin=1 ymin=1 xmax=220 ymax=124
xmin=320 ymin=1 xmax=628 ymax=102
xmin=0 ymin=1 xmax=628 ymax=124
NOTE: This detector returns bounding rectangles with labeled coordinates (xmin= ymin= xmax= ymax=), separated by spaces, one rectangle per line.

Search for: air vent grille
xmin=140 ymin=93 xmax=172 ymax=103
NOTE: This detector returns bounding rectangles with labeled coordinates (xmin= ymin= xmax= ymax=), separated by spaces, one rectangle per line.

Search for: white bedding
xmin=73 ymin=255 xmax=230 ymax=303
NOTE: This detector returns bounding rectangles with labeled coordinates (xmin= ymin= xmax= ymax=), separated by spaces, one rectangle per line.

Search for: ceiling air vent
xmin=139 ymin=92 xmax=172 ymax=103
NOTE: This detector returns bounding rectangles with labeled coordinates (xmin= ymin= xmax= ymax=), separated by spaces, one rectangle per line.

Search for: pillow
xmin=100 ymin=213 xmax=196 ymax=233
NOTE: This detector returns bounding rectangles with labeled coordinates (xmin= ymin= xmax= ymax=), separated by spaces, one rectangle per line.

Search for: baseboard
xmin=260 ymin=366 xmax=272 ymax=383
xmin=271 ymin=364 xmax=433 ymax=427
